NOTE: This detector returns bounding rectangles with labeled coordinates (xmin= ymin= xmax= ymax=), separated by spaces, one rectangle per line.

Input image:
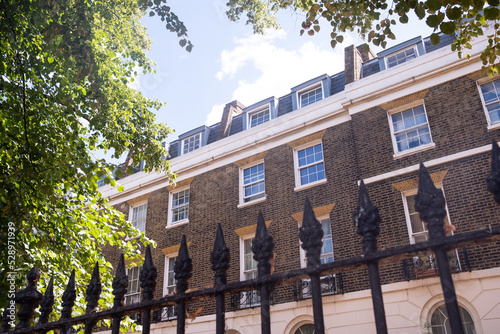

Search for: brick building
xmin=100 ymin=31 xmax=500 ymax=333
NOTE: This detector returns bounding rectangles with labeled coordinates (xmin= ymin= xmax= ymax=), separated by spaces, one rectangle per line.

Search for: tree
xmin=226 ymin=0 xmax=500 ymax=75
xmin=0 ymin=0 xmax=191 ymax=321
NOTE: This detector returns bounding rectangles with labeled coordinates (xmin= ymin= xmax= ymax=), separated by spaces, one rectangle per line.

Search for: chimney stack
xmin=344 ymin=44 xmax=376 ymax=85
xmin=217 ymin=100 xmax=245 ymax=140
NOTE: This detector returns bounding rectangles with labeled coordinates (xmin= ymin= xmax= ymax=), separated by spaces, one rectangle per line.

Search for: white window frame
xmin=238 ymin=160 xmax=266 ymax=208
xmin=299 ymin=216 xmax=337 ymax=297
xmin=247 ymin=105 xmax=271 ymax=128
xmin=124 ymin=266 xmax=141 ymax=320
xmin=402 ymin=186 xmax=460 ymax=273
xmin=161 ymin=254 xmax=178 ymax=320
xmin=387 ymin=100 xmax=435 ymax=158
xmin=129 ymin=200 xmax=148 ymax=234
xmin=293 ymin=139 xmax=327 ymax=191
xmin=477 ymin=76 xmax=500 ymax=130
xmin=181 ymin=132 xmax=202 ymax=155
xmin=239 ymin=234 xmax=260 ymax=308
xmin=297 ymin=83 xmax=324 ymax=108
xmin=385 ymin=45 xmax=418 ymax=68
xmin=401 ymin=186 xmax=452 ymax=244
xmin=427 ymin=303 xmax=477 ymax=334
xmin=167 ymin=186 xmax=190 ymax=228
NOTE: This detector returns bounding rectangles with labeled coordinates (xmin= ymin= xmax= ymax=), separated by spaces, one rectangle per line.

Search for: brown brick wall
xmin=102 ymin=73 xmax=500 ymax=315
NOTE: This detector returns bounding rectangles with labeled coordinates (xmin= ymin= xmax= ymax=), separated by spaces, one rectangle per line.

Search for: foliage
xmin=226 ymin=0 xmax=500 ymax=75
xmin=0 ymin=0 xmax=190 ymax=323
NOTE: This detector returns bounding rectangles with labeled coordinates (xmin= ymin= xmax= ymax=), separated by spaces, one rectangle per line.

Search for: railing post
xmin=175 ymin=235 xmax=193 ymax=334
xmin=354 ymin=180 xmax=387 ymax=334
xmin=60 ymin=270 xmax=77 ymax=334
xmin=211 ymin=223 xmax=230 ymax=334
xmin=299 ymin=197 xmax=325 ymax=334
xmin=14 ymin=267 xmax=43 ymax=330
xmin=415 ymin=163 xmax=464 ymax=334
xmin=84 ymin=262 xmax=102 ymax=334
xmin=252 ymin=211 xmax=274 ymax=334
xmin=140 ymin=245 xmax=157 ymax=334
xmin=111 ymin=254 xmax=128 ymax=334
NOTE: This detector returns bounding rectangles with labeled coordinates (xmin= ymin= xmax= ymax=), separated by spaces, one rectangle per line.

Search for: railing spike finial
xmin=140 ymin=245 xmax=157 ymax=334
xmin=175 ymin=235 xmax=193 ymax=294
xmin=85 ymin=262 xmax=102 ymax=314
xmin=140 ymin=245 xmax=157 ymax=301
xmin=299 ymin=197 xmax=323 ymax=266
xmin=354 ymin=180 xmax=381 ymax=254
xmin=252 ymin=211 xmax=274 ymax=277
xmin=211 ymin=223 xmax=230 ymax=286
xmin=60 ymin=270 xmax=76 ymax=320
xmin=39 ymin=276 xmax=54 ymax=324
xmin=415 ymin=163 xmax=447 ymax=240
xmin=175 ymin=235 xmax=193 ymax=334
xmin=487 ymin=140 xmax=500 ymax=202
xmin=112 ymin=254 xmax=128 ymax=308
xmin=59 ymin=270 xmax=77 ymax=334
xmin=211 ymin=223 xmax=230 ymax=334
xmin=15 ymin=267 xmax=43 ymax=329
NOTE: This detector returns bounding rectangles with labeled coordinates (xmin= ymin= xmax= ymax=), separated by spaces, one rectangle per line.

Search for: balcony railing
xmin=292 ymin=273 xmax=344 ymax=301
xmin=402 ymin=248 xmax=471 ymax=281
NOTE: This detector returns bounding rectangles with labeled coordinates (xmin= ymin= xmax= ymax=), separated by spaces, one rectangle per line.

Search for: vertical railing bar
xmin=140 ymin=245 xmax=157 ymax=334
xmin=111 ymin=254 xmax=128 ymax=334
xmin=299 ymin=198 xmax=325 ymax=334
xmin=211 ymin=223 xmax=230 ymax=334
xmin=354 ymin=181 xmax=388 ymax=334
xmin=252 ymin=211 xmax=274 ymax=334
xmin=175 ymin=235 xmax=192 ymax=334
xmin=59 ymin=270 xmax=76 ymax=334
xmin=84 ymin=262 xmax=102 ymax=334
xmin=415 ymin=163 xmax=464 ymax=334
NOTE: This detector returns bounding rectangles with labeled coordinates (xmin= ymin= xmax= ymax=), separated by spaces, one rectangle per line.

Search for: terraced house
xmin=100 ymin=30 xmax=500 ymax=334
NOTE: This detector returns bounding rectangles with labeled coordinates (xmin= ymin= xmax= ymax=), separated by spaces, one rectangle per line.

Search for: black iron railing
xmin=2 ymin=142 xmax=500 ymax=334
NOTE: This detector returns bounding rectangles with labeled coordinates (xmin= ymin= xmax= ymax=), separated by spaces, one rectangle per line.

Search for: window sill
xmin=237 ymin=196 xmax=266 ymax=209
xmin=294 ymin=178 xmax=327 ymax=192
xmin=393 ymin=143 xmax=435 ymax=159
xmin=165 ymin=220 xmax=189 ymax=230
xmin=487 ymin=122 xmax=500 ymax=131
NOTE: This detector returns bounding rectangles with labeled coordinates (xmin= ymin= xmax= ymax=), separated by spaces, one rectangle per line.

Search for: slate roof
xmin=165 ymin=33 xmax=458 ymax=161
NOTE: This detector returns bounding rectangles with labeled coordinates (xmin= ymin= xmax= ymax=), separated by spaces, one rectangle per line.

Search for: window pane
xmin=300 ymin=86 xmax=323 ymax=107
xmin=250 ymin=109 xmax=270 ymax=127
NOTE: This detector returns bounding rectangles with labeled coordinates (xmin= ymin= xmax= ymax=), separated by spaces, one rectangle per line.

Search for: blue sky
xmin=132 ymin=1 xmax=435 ymax=145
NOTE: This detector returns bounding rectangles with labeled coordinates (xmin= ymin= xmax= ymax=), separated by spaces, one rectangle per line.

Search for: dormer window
xmin=300 ymin=85 xmax=323 ymax=108
xmin=249 ymin=108 xmax=270 ymax=128
xmin=290 ymin=74 xmax=330 ymax=111
xmin=182 ymin=132 xmax=201 ymax=154
xmin=386 ymin=46 xmax=418 ymax=68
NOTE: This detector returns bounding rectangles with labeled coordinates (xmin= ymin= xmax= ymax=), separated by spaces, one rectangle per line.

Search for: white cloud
xmin=212 ymin=29 xmax=353 ymax=113
xmin=205 ymin=103 xmax=225 ymax=126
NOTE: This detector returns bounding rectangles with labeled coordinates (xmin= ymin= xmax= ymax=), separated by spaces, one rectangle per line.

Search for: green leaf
xmin=426 ymin=15 xmax=441 ymax=28
xmin=127 ymin=166 xmax=134 ymax=175
xmin=440 ymin=21 xmax=456 ymax=35
xmin=416 ymin=4 xmax=426 ymax=19
xmin=336 ymin=35 xmax=344 ymax=43
xmin=430 ymin=32 xmax=441 ymax=45
xmin=400 ymin=14 xmax=409 ymax=24
xmin=117 ymin=185 xmax=124 ymax=192
xmin=484 ymin=7 xmax=500 ymax=20
xmin=446 ymin=7 xmax=462 ymax=20
xmin=426 ymin=0 xmax=443 ymax=11
xmin=179 ymin=39 xmax=187 ymax=47
xmin=47 ymin=56 xmax=54 ymax=63
xmin=115 ymin=168 xmax=123 ymax=178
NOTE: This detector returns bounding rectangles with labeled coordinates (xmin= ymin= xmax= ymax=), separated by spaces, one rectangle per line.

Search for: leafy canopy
xmin=0 ymin=0 xmax=191 ymax=321
xmin=226 ymin=0 xmax=500 ymax=75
